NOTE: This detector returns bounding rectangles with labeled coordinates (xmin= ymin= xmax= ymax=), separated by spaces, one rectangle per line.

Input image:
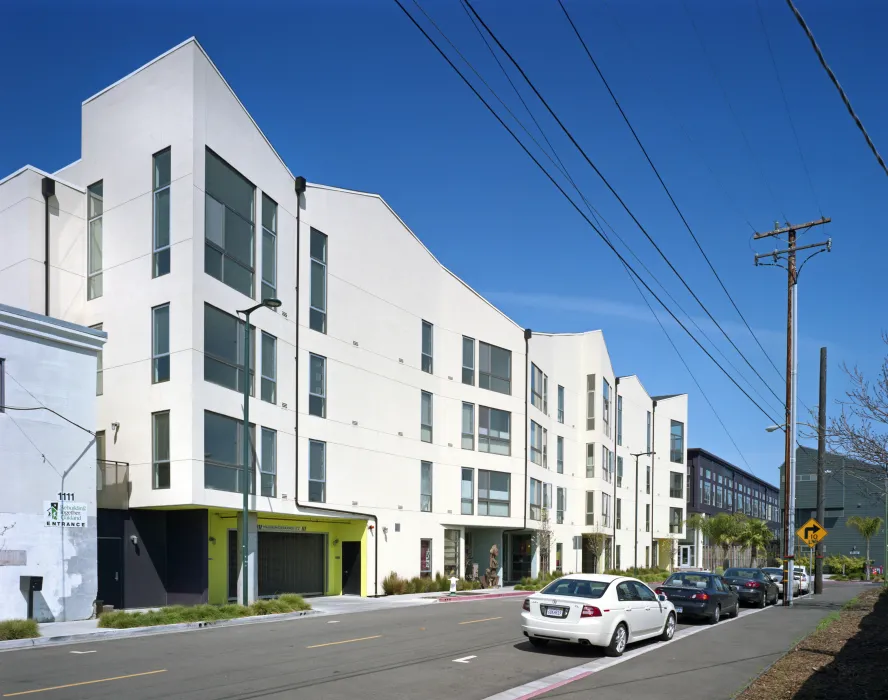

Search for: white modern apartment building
xmin=0 ymin=39 xmax=687 ymax=607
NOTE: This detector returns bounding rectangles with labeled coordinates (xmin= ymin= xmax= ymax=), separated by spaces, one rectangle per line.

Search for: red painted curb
xmin=437 ymin=591 xmax=531 ymax=602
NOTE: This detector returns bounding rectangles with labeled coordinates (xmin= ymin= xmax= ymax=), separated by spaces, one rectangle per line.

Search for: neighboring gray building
xmin=781 ymin=446 xmax=887 ymax=572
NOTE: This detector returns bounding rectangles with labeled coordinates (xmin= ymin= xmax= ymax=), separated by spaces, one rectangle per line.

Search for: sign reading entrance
xmin=797 ymin=518 xmax=828 ymax=547
xmin=258 ymin=524 xmax=307 ymax=533
xmin=43 ymin=501 xmax=87 ymax=528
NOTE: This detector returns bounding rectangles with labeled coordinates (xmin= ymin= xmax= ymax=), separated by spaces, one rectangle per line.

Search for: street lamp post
xmin=237 ymin=297 xmax=281 ymax=607
xmin=632 ymin=451 xmax=654 ymax=574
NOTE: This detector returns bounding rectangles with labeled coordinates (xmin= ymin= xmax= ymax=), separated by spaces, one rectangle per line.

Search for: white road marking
xmin=482 ymin=605 xmax=775 ymax=700
xmin=453 ymin=655 xmax=477 ymax=664
xmin=327 ymin=621 xmax=340 ymax=624
xmin=69 ymin=650 xmax=97 ymax=655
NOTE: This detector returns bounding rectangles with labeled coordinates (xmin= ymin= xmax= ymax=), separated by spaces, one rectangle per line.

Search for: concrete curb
xmin=437 ymin=591 xmax=529 ymax=603
xmin=0 ymin=609 xmax=321 ymax=652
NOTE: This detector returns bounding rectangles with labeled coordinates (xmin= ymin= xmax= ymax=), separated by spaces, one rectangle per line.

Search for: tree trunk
xmin=865 ymin=541 xmax=871 ymax=581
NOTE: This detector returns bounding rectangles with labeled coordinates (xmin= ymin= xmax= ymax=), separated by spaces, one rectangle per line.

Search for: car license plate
xmin=545 ymin=607 xmax=565 ymax=618
xmin=675 ymin=606 xmax=683 ymax=613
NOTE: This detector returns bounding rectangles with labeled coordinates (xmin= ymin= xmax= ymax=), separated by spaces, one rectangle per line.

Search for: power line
xmin=556 ymin=0 xmax=788 ymax=397
xmin=461 ymin=0 xmax=785 ymax=409
xmin=392 ymin=0 xmax=783 ymax=427
xmin=755 ymin=0 xmax=822 ymax=217
xmin=785 ymin=0 xmax=888 ymax=180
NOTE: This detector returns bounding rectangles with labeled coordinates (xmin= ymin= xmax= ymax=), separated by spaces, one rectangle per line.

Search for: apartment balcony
xmin=97 ymin=460 xmax=130 ymax=510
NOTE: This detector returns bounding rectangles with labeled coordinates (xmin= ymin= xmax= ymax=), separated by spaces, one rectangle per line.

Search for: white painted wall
xmin=0 ymin=305 xmax=105 ymax=621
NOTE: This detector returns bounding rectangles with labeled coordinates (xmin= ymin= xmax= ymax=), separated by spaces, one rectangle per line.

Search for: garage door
xmin=258 ymin=532 xmax=326 ymax=597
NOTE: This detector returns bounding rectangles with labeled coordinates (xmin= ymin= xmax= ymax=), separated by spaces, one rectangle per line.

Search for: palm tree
xmin=847 ymin=516 xmax=884 ymax=580
xmin=738 ymin=519 xmax=774 ymax=566
xmin=709 ymin=513 xmax=743 ymax=570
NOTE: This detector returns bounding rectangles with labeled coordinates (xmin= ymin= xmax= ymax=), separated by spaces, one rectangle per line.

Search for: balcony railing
xmin=97 ymin=460 xmax=130 ymax=510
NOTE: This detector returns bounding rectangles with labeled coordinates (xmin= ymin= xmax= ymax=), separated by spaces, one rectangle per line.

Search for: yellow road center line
xmin=306 ymin=635 xmax=381 ymax=649
xmin=3 ymin=669 xmax=167 ymax=697
xmin=459 ymin=616 xmax=503 ymax=625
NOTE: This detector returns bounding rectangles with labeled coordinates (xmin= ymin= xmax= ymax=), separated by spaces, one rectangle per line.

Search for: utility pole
xmin=755 ymin=218 xmax=831 ymax=607
xmin=815 ymin=347 xmax=827 ymax=595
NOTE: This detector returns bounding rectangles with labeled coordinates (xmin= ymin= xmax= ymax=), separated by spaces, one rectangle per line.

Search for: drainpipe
xmin=41 ymin=177 xmax=55 ymax=316
xmin=501 ymin=328 xmax=531 ymax=583
xmin=651 ymin=399 xmax=657 ymax=567
xmin=613 ymin=378 xmax=619 ymax=569
xmin=292 ymin=177 xmax=379 ymax=597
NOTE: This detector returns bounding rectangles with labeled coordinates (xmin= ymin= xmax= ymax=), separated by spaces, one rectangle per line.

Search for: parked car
xmin=723 ymin=568 xmax=780 ymax=607
xmin=761 ymin=567 xmax=785 ymax=597
xmin=795 ymin=569 xmax=810 ymax=594
xmin=521 ymin=574 xmax=676 ymax=657
xmin=655 ymin=571 xmax=739 ymax=624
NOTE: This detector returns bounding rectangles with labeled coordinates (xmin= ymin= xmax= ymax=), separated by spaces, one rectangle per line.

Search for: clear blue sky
xmin=3 ymin=0 xmax=886 ymax=488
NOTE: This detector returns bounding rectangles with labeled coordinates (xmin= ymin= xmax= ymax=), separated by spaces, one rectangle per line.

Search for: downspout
xmin=501 ymin=328 xmax=531 ymax=583
xmin=41 ymin=177 xmax=55 ymax=316
xmin=651 ymin=399 xmax=657 ymax=566
xmin=292 ymin=177 xmax=379 ymax=597
xmin=613 ymin=377 xmax=619 ymax=569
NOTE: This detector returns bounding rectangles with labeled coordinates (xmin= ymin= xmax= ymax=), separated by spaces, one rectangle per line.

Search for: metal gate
xmin=258 ymin=532 xmax=326 ymax=597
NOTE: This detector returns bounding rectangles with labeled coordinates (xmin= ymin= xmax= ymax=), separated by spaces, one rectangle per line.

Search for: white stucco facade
xmin=0 ymin=39 xmax=687 ymax=602
xmin=0 ymin=304 xmax=105 ymax=621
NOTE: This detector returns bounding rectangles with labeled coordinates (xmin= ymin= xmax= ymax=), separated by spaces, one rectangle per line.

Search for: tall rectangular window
xmin=421 ymin=320 xmax=433 ymax=373
xmin=616 ymin=498 xmax=622 ymax=529
xmin=420 ymin=539 xmax=432 ymax=578
xmin=531 ymin=364 xmax=547 ymax=413
xmin=646 ymin=410 xmax=652 ymax=452
xmin=152 ymin=304 xmax=170 ymax=383
xmin=479 ymin=406 xmax=511 ymax=455
xmin=670 ymin=471 xmax=684 ymax=499
xmin=557 ymin=385 xmax=564 ymax=423
xmin=670 ymin=420 xmax=685 ymax=463
xmin=479 ymin=342 xmax=511 ymax=395
xmin=309 ymin=354 xmax=326 ymax=417
xmin=309 ymin=439 xmax=326 ymax=502
xmin=261 ymin=194 xmax=277 ymax=300
xmin=420 ymin=461 xmax=433 ymax=512
xmin=530 ymin=421 xmax=543 ymax=466
xmin=586 ymin=443 xmax=595 ymax=478
xmin=420 ymin=391 xmax=433 ymax=443
xmin=616 ymin=456 xmax=624 ymax=488
xmin=617 ymin=395 xmax=623 ymax=446
xmin=556 ymin=436 xmax=564 ymax=474
xmin=543 ymin=373 xmax=548 ymax=415
xmin=586 ymin=374 xmax=595 ymax=430
xmin=205 ymin=150 xmax=255 ymax=297
xmin=261 ymin=427 xmax=276 ymax=497
xmin=530 ymin=478 xmax=542 ymax=520
xmin=462 ymin=336 xmax=475 ymax=385
xmin=556 ymin=487 xmax=565 ymax=524
xmin=542 ymin=427 xmax=548 ymax=468
xmin=602 ymin=379 xmax=611 ymax=437
xmin=204 ymin=304 xmax=254 ymax=395
xmin=478 ymin=470 xmax=510 ymax=516
xmin=645 ymin=504 xmax=650 ymax=532
xmin=602 ymin=445 xmax=612 ymax=484
xmin=615 ymin=545 xmax=621 ymax=570
xmin=670 ymin=507 xmax=683 ymax=534
xmin=91 ymin=323 xmax=103 ymax=395
xmin=585 ymin=491 xmax=595 ymax=526
xmin=87 ymin=181 xmax=103 ymax=299
xmin=461 ymin=402 xmax=474 ymax=450
xmin=152 ymin=410 xmax=170 ymax=489
xmin=260 ymin=332 xmax=276 ymax=403
xmin=204 ymin=410 xmax=255 ymax=494
xmin=309 ymin=228 xmax=328 ymax=333
xmin=153 ymin=148 xmax=171 ymax=277
xmin=461 ymin=467 xmax=474 ymax=514
xmin=704 ymin=481 xmax=712 ymax=505
xmin=646 ymin=464 xmax=651 ymax=494
xmin=601 ymin=492 xmax=611 ymax=528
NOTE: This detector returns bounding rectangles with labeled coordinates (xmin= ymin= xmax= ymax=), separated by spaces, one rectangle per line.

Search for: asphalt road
xmin=0 ymin=584 xmax=867 ymax=700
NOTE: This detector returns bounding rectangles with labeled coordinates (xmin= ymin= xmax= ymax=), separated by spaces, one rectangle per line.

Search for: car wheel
xmin=659 ymin=613 xmax=676 ymax=641
xmin=726 ymin=602 xmax=738 ymax=618
xmin=605 ymin=624 xmax=628 ymax=657
xmin=759 ymin=592 xmax=767 ymax=608
xmin=528 ymin=637 xmax=549 ymax=649
xmin=709 ymin=604 xmax=721 ymax=624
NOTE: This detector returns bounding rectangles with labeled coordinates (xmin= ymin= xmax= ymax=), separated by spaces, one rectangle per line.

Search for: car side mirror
xmin=657 ymin=594 xmax=667 ymax=602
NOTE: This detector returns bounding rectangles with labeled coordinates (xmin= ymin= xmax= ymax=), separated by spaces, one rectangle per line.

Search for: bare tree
xmin=823 ymin=333 xmax=888 ymax=496
xmin=533 ymin=508 xmax=554 ymax=575
xmin=583 ymin=531 xmax=606 ymax=572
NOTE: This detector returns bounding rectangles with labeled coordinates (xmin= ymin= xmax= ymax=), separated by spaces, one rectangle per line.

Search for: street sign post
xmin=797 ymin=518 xmax=828 ymax=548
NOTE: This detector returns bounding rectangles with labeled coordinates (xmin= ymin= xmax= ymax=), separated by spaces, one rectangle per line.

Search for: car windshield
xmin=664 ymin=574 xmax=711 ymax=588
xmin=725 ymin=569 xmax=761 ymax=579
xmin=540 ymin=578 xmax=609 ymax=599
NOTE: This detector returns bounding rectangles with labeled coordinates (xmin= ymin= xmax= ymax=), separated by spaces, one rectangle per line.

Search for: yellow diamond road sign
xmin=797 ymin=518 xmax=828 ymax=547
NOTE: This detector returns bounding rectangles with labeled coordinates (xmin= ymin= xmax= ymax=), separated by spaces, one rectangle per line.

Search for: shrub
xmin=382 ymin=571 xmax=408 ymax=595
xmin=0 ymin=619 xmax=39 ymax=641
xmin=98 ymin=595 xmax=311 ymax=629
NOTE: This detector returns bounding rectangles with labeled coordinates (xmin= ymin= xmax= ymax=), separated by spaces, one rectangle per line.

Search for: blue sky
xmin=3 ymin=0 xmax=886 ymax=488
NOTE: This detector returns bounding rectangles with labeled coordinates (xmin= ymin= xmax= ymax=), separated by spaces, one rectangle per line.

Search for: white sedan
xmin=521 ymin=574 xmax=676 ymax=657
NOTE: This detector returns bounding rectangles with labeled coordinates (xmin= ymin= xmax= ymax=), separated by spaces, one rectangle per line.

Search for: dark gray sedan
xmin=723 ymin=568 xmax=780 ymax=607
xmin=655 ymin=572 xmax=739 ymax=624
